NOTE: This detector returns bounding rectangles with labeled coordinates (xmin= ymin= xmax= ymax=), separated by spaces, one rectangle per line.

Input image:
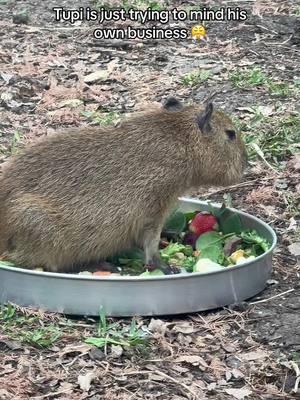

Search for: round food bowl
xmin=0 ymin=198 xmax=277 ymax=316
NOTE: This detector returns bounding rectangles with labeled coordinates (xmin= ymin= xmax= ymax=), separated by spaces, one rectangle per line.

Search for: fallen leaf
xmin=206 ymin=382 xmax=217 ymax=391
xmin=222 ymin=344 xmax=236 ymax=353
xmin=149 ymin=373 xmax=165 ymax=381
xmin=239 ymin=350 xmax=269 ymax=361
xmin=288 ymin=242 xmax=300 ymax=257
xmin=89 ymin=347 xmax=105 ymax=361
xmin=148 ymin=318 xmax=167 ymax=335
xmin=60 ymin=343 xmax=91 ymax=357
xmin=58 ymin=382 xmax=74 ymax=392
xmin=231 ymin=368 xmax=245 ymax=379
xmin=225 ymin=370 xmax=232 ymax=381
xmin=171 ymin=364 xmax=189 ymax=373
xmin=286 ymin=217 xmax=298 ymax=232
xmin=0 ymin=389 xmax=10 ymax=398
xmin=84 ymin=70 xmax=109 ymax=83
xmin=0 ymin=338 xmax=22 ymax=351
xmin=175 ymin=355 xmax=208 ymax=367
xmin=225 ymin=387 xmax=252 ymax=399
xmin=288 ymin=154 xmax=300 ymax=171
xmin=57 ymin=99 xmax=83 ymax=108
xmin=173 ymin=322 xmax=195 ymax=334
xmin=78 ymin=372 xmax=96 ymax=392
xmin=0 ymin=72 xmax=13 ymax=84
xmin=111 ymin=345 xmax=123 ymax=358
xmin=275 ymin=178 xmax=288 ymax=190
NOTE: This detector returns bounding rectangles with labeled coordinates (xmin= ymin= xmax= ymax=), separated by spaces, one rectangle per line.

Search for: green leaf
xmin=140 ymin=269 xmax=165 ymax=276
xmin=184 ymin=211 xmax=199 ymax=225
xmin=195 ymin=231 xmax=225 ymax=263
xmin=218 ymin=208 xmax=243 ymax=234
xmin=196 ymin=231 xmax=223 ymax=251
xmin=207 ymin=202 xmax=217 ymax=216
xmin=163 ymin=210 xmax=186 ymax=235
xmin=199 ymin=245 xmax=222 ymax=263
xmin=182 ymin=256 xmax=197 ymax=272
xmin=240 ymin=230 xmax=270 ymax=253
xmin=107 ymin=247 xmax=145 ymax=273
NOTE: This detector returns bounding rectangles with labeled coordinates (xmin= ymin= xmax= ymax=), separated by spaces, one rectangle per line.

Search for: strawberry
xmin=189 ymin=212 xmax=218 ymax=237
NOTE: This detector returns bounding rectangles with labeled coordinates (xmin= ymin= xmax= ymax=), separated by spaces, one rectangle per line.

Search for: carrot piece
xmin=92 ymin=271 xmax=112 ymax=276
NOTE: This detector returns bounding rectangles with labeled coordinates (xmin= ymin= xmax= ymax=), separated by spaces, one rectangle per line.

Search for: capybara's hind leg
xmin=5 ymin=194 xmax=68 ymax=271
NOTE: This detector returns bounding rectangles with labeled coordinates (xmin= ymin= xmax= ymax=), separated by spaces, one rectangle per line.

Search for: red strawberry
xmin=189 ymin=212 xmax=218 ymax=237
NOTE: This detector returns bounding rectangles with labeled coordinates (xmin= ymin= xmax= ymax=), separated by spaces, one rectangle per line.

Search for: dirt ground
xmin=0 ymin=0 xmax=299 ymax=399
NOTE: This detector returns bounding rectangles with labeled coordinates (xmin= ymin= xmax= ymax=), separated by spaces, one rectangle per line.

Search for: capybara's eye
xmin=225 ymin=129 xmax=236 ymax=140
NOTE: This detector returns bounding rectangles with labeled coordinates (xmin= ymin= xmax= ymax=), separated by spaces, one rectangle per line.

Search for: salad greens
xmin=0 ymin=203 xmax=271 ymax=277
xmin=103 ymin=204 xmax=271 ymax=276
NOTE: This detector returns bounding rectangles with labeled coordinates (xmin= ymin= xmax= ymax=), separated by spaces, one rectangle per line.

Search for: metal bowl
xmin=0 ymin=198 xmax=277 ymax=316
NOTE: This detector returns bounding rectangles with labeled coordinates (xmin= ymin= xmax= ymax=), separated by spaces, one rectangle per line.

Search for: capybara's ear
xmin=163 ymin=97 xmax=183 ymax=112
xmin=197 ymin=102 xmax=213 ymax=134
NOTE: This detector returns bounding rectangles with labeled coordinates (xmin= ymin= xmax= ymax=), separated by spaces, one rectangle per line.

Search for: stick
xmin=121 ymin=369 xmax=200 ymax=399
xmin=249 ymin=288 xmax=295 ymax=305
xmin=199 ymin=173 xmax=299 ymax=198
xmin=31 ymin=388 xmax=72 ymax=399
xmin=290 ymin=361 xmax=300 ymax=393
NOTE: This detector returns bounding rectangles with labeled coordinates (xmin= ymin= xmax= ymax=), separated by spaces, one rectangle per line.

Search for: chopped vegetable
xmin=240 ymin=231 xmax=270 ymax=253
xmin=182 ymin=232 xmax=198 ymax=248
xmin=223 ymin=236 xmax=243 ymax=256
xmin=140 ymin=269 xmax=165 ymax=276
xmin=93 ymin=271 xmax=112 ymax=276
xmin=0 ymin=204 xmax=271 ymax=277
xmin=189 ymin=212 xmax=218 ymax=237
xmin=229 ymin=249 xmax=245 ymax=264
xmin=193 ymin=258 xmax=224 ymax=273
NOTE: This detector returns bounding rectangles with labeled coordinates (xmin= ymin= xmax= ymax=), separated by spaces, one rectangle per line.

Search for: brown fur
xmin=0 ymin=99 xmax=247 ymax=272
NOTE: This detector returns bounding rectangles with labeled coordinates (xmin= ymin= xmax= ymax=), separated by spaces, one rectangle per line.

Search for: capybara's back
xmin=0 ymin=97 xmax=247 ymax=272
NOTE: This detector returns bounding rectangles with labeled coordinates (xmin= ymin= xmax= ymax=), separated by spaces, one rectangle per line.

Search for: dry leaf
xmin=0 ymin=338 xmax=22 ymax=351
xmin=57 ymin=99 xmax=83 ymax=109
xmin=288 ymin=154 xmax=300 ymax=171
xmin=148 ymin=318 xmax=167 ymax=335
xmin=149 ymin=373 xmax=165 ymax=381
xmin=225 ymin=387 xmax=252 ymax=399
xmin=173 ymin=322 xmax=195 ymax=334
xmin=111 ymin=345 xmax=123 ymax=358
xmin=239 ymin=350 xmax=269 ymax=361
xmin=175 ymin=355 xmax=208 ymax=367
xmin=231 ymin=369 xmax=245 ymax=380
xmin=84 ymin=70 xmax=109 ymax=83
xmin=78 ymin=372 xmax=96 ymax=392
xmin=60 ymin=343 xmax=91 ymax=357
xmin=288 ymin=242 xmax=300 ymax=257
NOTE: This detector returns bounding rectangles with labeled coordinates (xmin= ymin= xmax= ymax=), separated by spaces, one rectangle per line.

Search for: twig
xmin=199 ymin=178 xmax=266 ymax=198
xmin=31 ymin=388 xmax=72 ymax=399
xmin=249 ymin=288 xmax=295 ymax=305
xmin=121 ymin=369 xmax=200 ymax=399
xmin=199 ymin=172 xmax=299 ymax=198
xmin=255 ymin=24 xmax=279 ymax=35
xmin=290 ymin=361 xmax=300 ymax=393
xmin=270 ymin=35 xmax=293 ymax=45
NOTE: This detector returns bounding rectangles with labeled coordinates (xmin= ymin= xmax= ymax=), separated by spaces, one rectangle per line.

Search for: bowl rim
xmin=0 ymin=198 xmax=277 ymax=282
